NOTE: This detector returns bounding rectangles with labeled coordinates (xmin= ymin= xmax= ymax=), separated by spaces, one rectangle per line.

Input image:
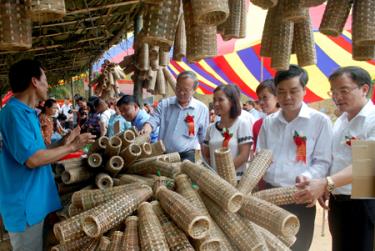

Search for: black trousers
xmin=179 ymin=150 xmax=195 ymax=163
xmin=281 ymin=204 xmax=316 ymax=251
xmin=329 ymin=195 xmax=375 ymax=251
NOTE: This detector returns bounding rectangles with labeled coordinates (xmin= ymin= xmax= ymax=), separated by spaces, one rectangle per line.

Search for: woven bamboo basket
xmin=61 ymin=167 xmax=93 ymax=185
xmin=237 ymin=149 xmax=272 ymax=194
xmin=156 ymin=186 xmax=211 ymax=239
xmin=134 ymin=134 xmax=150 ymax=145
xmin=239 ymin=0 xmax=247 ymax=38
xmin=142 ymin=0 xmax=181 ymax=48
xmin=250 ymin=0 xmax=278 ymax=9
xmin=278 ymin=234 xmax=296 ymax=247
xmin=218 ymin=0 xmax=241 ymax=40
xmin=139 ymin=143 xmax=152 ymax=158
xmin=214 ymin=148 xmax=237 ymax=187
xmin=159 ymin=50 xmax=170 ymax=66
xmin=84 ymin=238 xmax=100 ymax=251
xmin=202 ymin=193 xmax=266 ymax=251
xmin=105 ymin=136 xmax=123 ymax=157
xmin=319 ymin=0 xmax=352 ymax=36
xmin=301 ymin=0 xmax=325 ymax=7
xmin=146 ymin=69 xmax=157 ymax=92
xmin=71 ymin=183 xmax=147 ymax=210
xmin=181 ymin=160 xmax=244 ymax=213
xmin=128 ymin=126 xmax=140 ymax=137
xmin=82 ymin=186 xmax=152 ymax=238
xmin=128 ymin=152 xmax=181 ymax=173
xmin=281 ymin=0 xmax=308 ymax=22
xmin=150 ymin=175 xmax=175 ymax=190
xmin=173 ymin=12 xmax=187 ymax=61
xmin=50 ymin=235 xmax=93 ymax=251
xmin=239 ymin=195 xmax=300 ymax=237
xmin=352 ymin=0 xmax=375 ymax=46
xmin=353 ymin=45 xmax=375 ymax=61
xmin=118 ymin=174 xmax=155 ymax=187
xmin=254 ymin=224 xmax=290 ymax=251
xmin=87 ymin=153 xmax=103 ymax=168
xmin=31 ymin=0 xmax=65 ymax=23
xmin=120 ymin=143 xmax=142 ymax=168
xmin=68 ymin=204 xmax=84 ymax=217
xmin=150 ymin=45 xmax=160 ymax=71
xmin=56 ymin=158 xmax=84 ymax=170
xmin=156 ymin=68 xmax=167 ymax=96
xmin=184 ymin=0 xmax=217 ymax=62
xmin=137 ymin=43 xmax=150 ymax=71
xmin=95 ymin=173 xmax=114 ymax=190
xmin=0 ymin=1 xmax=32 ymax=51
xmin=108 ymin=231 xmax=123 ymax=251
xmin=260 ymin=6 xmax=277 ymax=57
xmin=90 ymin=136 xmax=109 ymax=153
xmin=98 ymin=236 xmax=111 ymax=251
xmin=118 ymin=129 xmax=136 ymax=150
xmin=121 ymin=216 xmax=140 ymax=251
xmin=105 ymin=156 xmax=125 ymax=176
xmin=163 ymin=68 xmax=177 ymax=93
xmin=138 ymin=202 xmax=170 ymax=251
xmin=150 ymin=140 xmax=166 ymax=156
xmin=127 ymin=159 xmax=181 ymax=178
xmin=151 ymin=201 xmax=195 ymax=251
xmin=293 ymin=13 xmax=316 ymax=67
xmin=191 ymin=0 xmax=229 ymax=25
xmin=252 ymin=186 xmax=298 ymax=205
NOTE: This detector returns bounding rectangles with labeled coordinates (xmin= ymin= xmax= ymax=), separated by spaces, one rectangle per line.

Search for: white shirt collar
xmin=340 ymin=100 xmax=375 ymax=122
xmin=276 ymin=102 xmax=311 ymax=123
xmin=172 ymin=96 xmax=197 ymax=109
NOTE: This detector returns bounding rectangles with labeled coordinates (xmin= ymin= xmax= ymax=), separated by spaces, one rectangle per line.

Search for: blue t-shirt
xmin=0 ymin=97 xmax=61 ymax=232
xmin=133 ymin=109 xmax=158 ymax=143
xmin=107 ymin=114 xmax=131 ymax=137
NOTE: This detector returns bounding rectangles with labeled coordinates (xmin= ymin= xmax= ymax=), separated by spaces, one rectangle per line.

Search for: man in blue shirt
xmin=117 ymin=95 xmax=159 ymax=143
xmin=141 ymin=71 xmax=209 ymax=162
xmin=0 ymin=59 xmax=95 ymax=251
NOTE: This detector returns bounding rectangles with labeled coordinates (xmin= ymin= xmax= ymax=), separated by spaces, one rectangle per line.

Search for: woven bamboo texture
xmin=95 ymin=173 xmax=114 ymax=190
xmin=252 ymin=186 xmax=298 ymax=205
xmin=142 ymin=0 xmax=180 ymax=48
xmin=191 ymin=0 xmax=229 ymax=25
xmin=250 ymin=0 xmax=278 ymax=9
xmin=122 ymin=216 xmax=140 ymax=251
xmin=0 ymin=1 xmax=32 ymax=51
xmin=88 ymin=153 xmax=103 ymax=168
xmin=118 ymin=174 xmax=155 ymax=187
xmin=184 ymin=0 xmax=217 ymax=62
xmin=181 ymin=160 xmax=244 ymax=213
xmin=159 ymin=50 xmax=170 ymax=66
xmin=155 ymin=68 xmax=166 ymax=96
xmin=202 ymin=193 xmax=266 ymax=251
xmin=163 ymin=67 xmax=177 ymax=93
xmin=237 ymin=149 xmax=272 ymax=194
xmin=150 ymin=45 xmax=160 ymax=71
xmin=156 ymin=186 xmax=211 ymax=239
xmin=84 ymin=238 xmax=100 ymax=251
xmin=120 ymin=143 xmax=142 ymax=167
xmin=105 ymin=136 xmax=123 ymax=157
xmin=137 ymin=43 xmax=150 ymax=71
xmin=254 ymin=224 xmax=290 ymax=251
xmin=61 ymin=167 xmax=93 ymax=185
xmin=239 ymin=195 xmax=300 ymax=237
xmin=146 ymin=69 xmax=157 ymax=91
xmin=138 ymin=202 xmax=170 ymax=251
xmin=173 ymin=12 xmax=186 ymax=61
xmin=31 ymin=0 xmax=65 ymax=23
xmin=281 ymin=0 xmax=308 ymax=22
xmin=82 ymin=186 xmax=152 ymax=238
xmin=150 ymin=175 xmax=175 ymax=190
xmin=68 ymin=204 xmax=84 ymax=217
xmin=301 ymin=0 xmax=325 ymax=7
xmin=134 ymin=134 xmax=150 ymax=145
xmin=319 ymin=0 xmax=352 ymax=36
xmin=293 ymin=13 xmax=316 ymax=67
xmin=105 ymin=156 xmax=125 ymax=176
xmin=151 ymin=201 xmax=195 ymax=251
xmin=127 ymin=159 xmax=181 ymax=178
xmin=278 ymin=234 xmax=296 ymax=247
xmin=353 ymin=45 xmax=375 ymax=61
xmin=219 ymin=0 xmax=246 ymax=41
xmin=352 ymin=0 xmax=375 ymax=46
xmin=118 ymin=129 xmax=136 ymax=150
xmin=90 ymin=136 xmax=109 ymax=153
xmin=56 ymin=158 xmax=84 ymax=170
xmin=260 ymin=6 xmax=277 ymax=57
xmin=108 ymin=231 xmax=123 ymax=251
xmin=98 ymin=236 xmax=111 ymax=251
xmin=214 ymin=148 xmax=237 ymax=187
xmin=50 ymin=235 xmax=94 ymax=251
xmin=139 ymin=143 xmax=152 ymax=159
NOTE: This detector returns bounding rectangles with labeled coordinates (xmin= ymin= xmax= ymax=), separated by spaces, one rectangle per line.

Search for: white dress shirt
xmin=330 ymin=100 xmax=375 ymax=195
xmin=257 ymin=103 xmax=333 ymax=187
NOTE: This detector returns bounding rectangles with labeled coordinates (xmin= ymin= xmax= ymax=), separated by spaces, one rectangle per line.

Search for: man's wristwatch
xmin=326 ymin=176 xmax=335 ymax=193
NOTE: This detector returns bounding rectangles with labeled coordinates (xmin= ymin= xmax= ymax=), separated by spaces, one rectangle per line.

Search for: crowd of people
xmin=0 ymin=59 xmax=374 ymax=251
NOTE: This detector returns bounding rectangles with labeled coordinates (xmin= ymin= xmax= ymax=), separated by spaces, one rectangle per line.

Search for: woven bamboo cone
xmin=239 ymin=0 xmax=247 ymax=38
xmin=118 ymin=174 xmax=155 ymax=187
xmin=87 ymin=153 xmax=103 ymax=168
xmin=155 ymin=186 xmax=211 ymax=239
xmin=181 ymin=160 xmax=244 ymax=213
xmin=239 ymin=195 xmax=300 ymax=237
xmin=260 ymin=6 xmax=277 ymax=57
xmin=156 ymin=68 xmax=167 ymax=96
xmin=134 ymin=134 xmax=150 ymax=145
xmin=191 ymin=0 xmax=229 ymax=26
xmin=253 ymin=224 xmax=290 ymax=251
xmin=301 ymin=0 xmax=325 ymax=7
xmin=108 ymin=231 xmax=123 ymax=251
xmin=31 ymin=0 xmax=66 ymax=23
xmin=50 ymin=235 xmax=94 ymax=251
xmin=202 ymin=193 xmax=266 ymax=251
xmin=68 ymin=204 xmax=84 ymax=217
xmin=293 ymin=13 xmax=316 ymax=67
xmin=82 ymin=186 xmax=153 ymax=238
xmin=150 ymin=175 xmax=175 ymax=190
xmin=278 ymin=234 xmax=296 ymax=247
xmin=237 ymin=149 xmax=272 ymax=194
xmin=105 ymin=156 xmax=125 ymax=176
xmin=163 ymin=68 xmax=177 ymax=93
xmin=71 ymin=183 xmax=148 ymax=210
xmin=219 ymin=0 xmax=242 ymax=40
xmin=214 ymin=148 xmax=237 ymax=187
xmin=252 ymin=186 xmax=298 ymax=205
xmin=138 ymin=202 xmax=170 ymax=251
xmin=139 ymin=143 xmax=152 ymax=159
xmin=147 ymin=69 xmax=158 ymax=93
xmin=319 ymin=0 xmax=352 ymax=36
xmin=61 ymin=167 xmax=93 ymax=185
xmin=250 ymin=0 xmax=278 ymax=9
xmin=353 ymin=45 xmax=375 ymax=61
xmin=118 ymin=129 xmax=136 ymax=150
xmin=56 ymin=158 xmax=84 ymax=170
xmin=159 ymin=50 xmax=170 ymax=66
xmin=129 ymin=152 xmax=181 ymax=171
xmin=98 ymin=236 xmax=111 ymax=251
xmin=137 ymin=43 xmax=150 ymax=71
xmin=84 ymin=238 xmax=100 ymax=251
xmin=151 ymin=201 xmax=195 ymax=251
xmin=175 ymin=174 xmax=233 ymax=251
xmin=352 ymin=0 xmax=375 ymax=46
xmin=281 ymin=0 xmax=308 ymax=22
xmin=122 ymin=216 xmax=140 ymax=251
xmin=150 ymin=140 xmax=166 ymax=156
xmin=90 ymin=136 xmax=109 ymax=153
xmin=127 ymin=158 xmax=181 ymax=178
xmin=120 ymin=143 xmax=142 ymax=168
xmin=150 ymin=45 xmax=160 ymax=71
xmin=173 ymin=12 xmax=187 ymax=61
xmin=105 ymin=136 xmax=123 ymax=157
xmin=95 ymin=173 xmax=114 ymax=190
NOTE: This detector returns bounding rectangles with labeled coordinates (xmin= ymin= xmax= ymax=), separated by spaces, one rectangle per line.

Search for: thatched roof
xmin=0 ymin=0 xmax=140 ymax=88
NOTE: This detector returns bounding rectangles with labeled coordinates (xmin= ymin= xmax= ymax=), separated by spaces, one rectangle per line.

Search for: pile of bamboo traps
xmin=91 ymin=61 xmax=126 ymax=101
xmin=51 ymin=144 xmax=303 ymax=250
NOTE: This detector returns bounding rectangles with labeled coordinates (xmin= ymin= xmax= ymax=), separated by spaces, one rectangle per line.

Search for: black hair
xmin=116 ymin=95 xmax=139 ymax=107
xmin=329 ymin=66 xmax=372 ymax=93
xmin=41 ymin=98 xmax=56 ymax=113
xmin=256 ymin=79 xmax=276 ymax=96
xmin=9 ymin=59 xmax=44 ymax=93
xmin=274 ymin=64 xmax=308 ymax=88
xmin=93 ymin=98 xmax=105 ymax=108
xmin=214 ymin=84 xmax=242 ymax=119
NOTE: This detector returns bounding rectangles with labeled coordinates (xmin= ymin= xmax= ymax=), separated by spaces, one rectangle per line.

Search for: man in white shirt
xmin=60 ymin=97 xmax=71 ymax=117
xmin=257 ymin=65 xmax=333 ymax=251
xmin=94 ymin=98 xmax=115 ymax=136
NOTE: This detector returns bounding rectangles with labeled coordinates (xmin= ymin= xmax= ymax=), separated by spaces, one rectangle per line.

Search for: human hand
xmin=294 ymin=178 xmax=327 ymax=208
xmin=140 ymin=123 xmax=152 ymax=135
xmin=62 ymin=126 xmax=81 ymax=145
xmin=70 ymin=133 xmax=96 ymax=151
xmin=317 ymin=191 xmax=330 ymax=210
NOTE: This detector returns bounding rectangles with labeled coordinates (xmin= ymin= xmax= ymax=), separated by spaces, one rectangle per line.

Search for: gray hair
xmin=177 ymin=71 xmax=199 ymax=90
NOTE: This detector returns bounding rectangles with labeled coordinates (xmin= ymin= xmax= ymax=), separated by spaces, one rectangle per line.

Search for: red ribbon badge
xmin=185 ymin=113 xmax=195 ymax=136
xmin=222 ymin=128 xmax=233 ymax=148
xmin=344 ymin=136 xmax=357 ymax=146
xmin=293 ymin=131 xmax=307 ymax=164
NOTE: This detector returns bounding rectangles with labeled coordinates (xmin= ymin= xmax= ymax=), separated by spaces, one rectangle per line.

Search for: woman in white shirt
xmin=202 ymin=84 xmax=253 ymax=180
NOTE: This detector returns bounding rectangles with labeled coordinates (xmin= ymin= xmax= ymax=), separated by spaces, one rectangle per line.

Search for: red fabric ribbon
xmin=185 ymin=113 xmax=195 ymax=136
xmin=293 ymin=131 xmax=307 ymax=164
xmin=222 ymin=128 xmax=233 ymax=148
xmin=345 ymin=136 xmax=357 ymax=146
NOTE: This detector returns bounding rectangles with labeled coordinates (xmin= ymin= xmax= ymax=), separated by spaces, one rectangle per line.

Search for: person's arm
xmin=233 ymin=143 xmax=251 ymax=169
xmin=201 ymin=125 xmax=211 ymax=164
xmin=198 ymin=105 xmax=209 ymax=145
xmin=141 ymin=102 xmax=162 ymax=135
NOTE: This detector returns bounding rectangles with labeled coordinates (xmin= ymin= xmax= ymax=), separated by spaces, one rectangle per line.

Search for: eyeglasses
xmin=176 ymin=87 xmax=194 ymax=94
xmin=327 ymin=86 xmax=359 ymax=97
